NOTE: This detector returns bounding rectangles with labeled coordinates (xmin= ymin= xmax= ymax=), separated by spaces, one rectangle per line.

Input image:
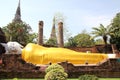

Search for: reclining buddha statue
xmin=22 ymin=43 xmax=109 ymax=65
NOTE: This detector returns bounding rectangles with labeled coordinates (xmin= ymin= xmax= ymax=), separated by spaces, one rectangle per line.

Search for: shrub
xmin=79 ymin=74 xmax=98 ymax=80
xmin=45 ymin=64 xmax=64 ymax=73
xmin=45 ymin=69 xmax=68 ymax=80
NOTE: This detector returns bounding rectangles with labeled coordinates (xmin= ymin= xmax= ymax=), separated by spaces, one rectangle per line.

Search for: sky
xmin=0 ymin=0 xmax=120 ymax=39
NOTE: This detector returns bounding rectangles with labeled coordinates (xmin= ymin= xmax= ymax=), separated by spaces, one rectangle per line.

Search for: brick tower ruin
xmin=58 ymin=22 xmax=64 ymax=47
xmin=38 ymin=21 xmax=44 ymax=45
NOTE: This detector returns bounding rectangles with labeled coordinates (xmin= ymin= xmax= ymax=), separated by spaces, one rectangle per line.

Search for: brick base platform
xmin=0 ymin=54 xmax=120 ymax=78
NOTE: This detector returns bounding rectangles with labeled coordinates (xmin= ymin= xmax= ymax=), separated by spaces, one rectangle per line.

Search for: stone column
xmin=58 ymin=22 xmax=64 ymax=47
xmin=38 ymin=21 xmax=44 ymax=45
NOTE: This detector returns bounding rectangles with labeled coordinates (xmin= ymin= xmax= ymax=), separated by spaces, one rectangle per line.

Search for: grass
xmin=1 ymin=78 xmax=120 ymax=80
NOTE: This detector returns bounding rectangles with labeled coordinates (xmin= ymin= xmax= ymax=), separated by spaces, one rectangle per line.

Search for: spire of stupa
xmin=13 ymin=0 xmax=22 ymax=22
xmin=50 ymin=17 xmax=57 ymax=39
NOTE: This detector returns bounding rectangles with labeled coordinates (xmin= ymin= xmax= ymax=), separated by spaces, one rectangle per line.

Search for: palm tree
xmin=91 ymin=24 xmax=111 ymax=53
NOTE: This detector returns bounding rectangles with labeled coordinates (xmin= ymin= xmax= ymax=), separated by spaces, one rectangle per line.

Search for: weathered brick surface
xmin=59 ymin=58 xmax=120 ymax=78
xmin=68 ymin=44 xmax=113 ymax=53
xmin=0 ymin=54 xmax=45 ymax=78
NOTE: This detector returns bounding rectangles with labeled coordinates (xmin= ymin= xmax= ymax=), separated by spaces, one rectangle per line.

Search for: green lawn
xmin=2 ymin=78 xmax=120 ymax=80
xmin=69 ymin=78 xmax=120 ymax=80
xmin=99 ymin=78 xmax=120 ymax=80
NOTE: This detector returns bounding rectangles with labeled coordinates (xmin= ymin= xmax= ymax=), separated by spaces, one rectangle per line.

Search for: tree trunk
xmin=103 ymin=36 xmax=107 ymax=53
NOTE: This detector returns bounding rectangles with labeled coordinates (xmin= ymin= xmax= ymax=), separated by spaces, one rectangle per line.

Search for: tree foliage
xmin=74 ymin=32 xmax=95 ymax=47
xmin=66 ymin=31 xmax=95 ymax=47
xmin=91 ymin=24 xmax=111 ymax=45
xmin=2 ymin=22 xmax=37 ymax=46
xmin=45 ymin=38 xmax=57 ymax=47
xmin=65 ymin=37 xmax=77 ymax=47
xmin=109 ymin=12 xmax=120 ymax=50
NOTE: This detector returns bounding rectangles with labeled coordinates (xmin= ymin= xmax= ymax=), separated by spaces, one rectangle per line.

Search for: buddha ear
xmin=19 ymin=44 xmax=24 ymax=48
xmin=15 ymin=42 xmax=24 ymax=48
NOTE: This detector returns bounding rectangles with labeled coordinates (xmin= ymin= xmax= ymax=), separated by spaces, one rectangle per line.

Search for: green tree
xmin=109 ymin=12 xmax=120 ymax=50
xmin=64 ymin=37 xmax=77 ymax=47
xmin=28 ymin=33 xmax=38 ymax=43
xmin=2 ymin=22 xmax=36 ymax=46
xmin=73 ymin=30 xmax=95 ymax=47
xmin=45 ymin=38 xmax=57 ymax=47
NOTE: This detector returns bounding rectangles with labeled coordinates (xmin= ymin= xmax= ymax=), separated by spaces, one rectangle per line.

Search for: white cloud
xmin=81 ymin=14 xmax=113 ymax=28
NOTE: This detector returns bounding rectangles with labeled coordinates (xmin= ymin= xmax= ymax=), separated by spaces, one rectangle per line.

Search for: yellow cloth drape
xmin=22 ymin=43 xmax=108 ymax=65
